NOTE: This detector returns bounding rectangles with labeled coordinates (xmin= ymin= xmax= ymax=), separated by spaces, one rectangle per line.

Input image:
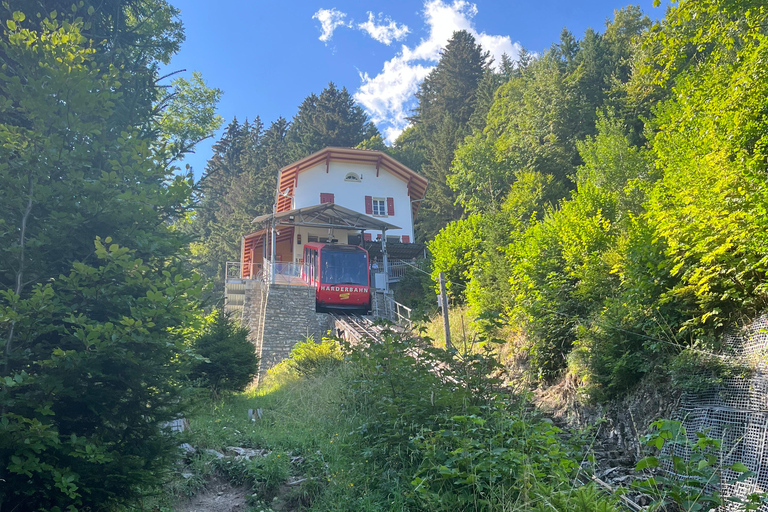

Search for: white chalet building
xmin=239 ymin=147 xmax=428 ymax=277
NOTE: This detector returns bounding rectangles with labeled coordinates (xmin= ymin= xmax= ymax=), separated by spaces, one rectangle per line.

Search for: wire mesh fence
xmin=673 ymin=314 xmax=768 ymax=511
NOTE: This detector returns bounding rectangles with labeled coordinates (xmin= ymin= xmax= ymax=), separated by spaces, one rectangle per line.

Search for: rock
xmin=599 ymin=467 xmax=620 ymax=479
xmin=163 ymin=418 xmax=190 ymax=433
xmin=179 ymin=443 xmax=196 ymax=456
xmin=227 ymin=446 xmax=269 ymax=459
xmin=181 ymin=472 xmax=194 ymax=479
xmin=203 ymin=449 xmax=225 ymax=459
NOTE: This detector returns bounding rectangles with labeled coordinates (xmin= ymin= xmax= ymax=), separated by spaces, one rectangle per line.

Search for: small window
xmin=372 ymin=198 xmax=386 ymax=216
xmin=344 ymin=172 xmax=361 ymax=182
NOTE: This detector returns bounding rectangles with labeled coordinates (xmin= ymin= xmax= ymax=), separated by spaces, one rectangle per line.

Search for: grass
xmin=421 ymin=304 xmax=479 ymax=350
xmin=419 ymin=305 xmax=525 ymax=379
xmin=154 ymin=343 xmax=395 ymax=511
xmin=147 ymin=337 xmax=621 ymax=512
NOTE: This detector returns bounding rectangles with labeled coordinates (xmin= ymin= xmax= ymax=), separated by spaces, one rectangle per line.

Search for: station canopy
xmin=248 ymin=203 xmax=401 ymax=235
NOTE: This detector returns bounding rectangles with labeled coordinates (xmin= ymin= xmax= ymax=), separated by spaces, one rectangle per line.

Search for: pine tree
xmin=412 ymin=30 xmax=490 ymax=239
xmin=286 ymin=83 xmax=378 ymax=160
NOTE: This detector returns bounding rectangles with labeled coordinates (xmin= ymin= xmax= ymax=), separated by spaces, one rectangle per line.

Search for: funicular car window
xmin=321 ymin=250 xmax=368 ymax=286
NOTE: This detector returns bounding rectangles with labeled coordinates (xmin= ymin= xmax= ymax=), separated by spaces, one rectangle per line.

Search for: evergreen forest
xmin=3 ymin=0 xmax=768 ymax=510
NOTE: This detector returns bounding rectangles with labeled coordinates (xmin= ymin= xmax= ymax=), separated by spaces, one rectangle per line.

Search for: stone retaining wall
xmin=241 ymin=281 xmax=330 ymax=381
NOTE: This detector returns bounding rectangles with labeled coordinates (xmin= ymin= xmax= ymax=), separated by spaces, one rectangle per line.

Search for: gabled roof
xmin=245 ymin=203 xmax=401 ymax=241
xmin=276 ymin=147 xmax=428 ymax=216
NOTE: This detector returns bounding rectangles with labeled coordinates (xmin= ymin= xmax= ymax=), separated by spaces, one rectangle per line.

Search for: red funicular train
xmin=301 ymin=242 xmax=371 ymax=312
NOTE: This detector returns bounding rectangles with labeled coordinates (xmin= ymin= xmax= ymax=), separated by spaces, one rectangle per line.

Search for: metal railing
xmin=263 ymin=261 xmax=308 ymax=286
xmin=371 ymin=290 xmax=413 ymax=327
xmin=393 ymin=300 xmax=412 ymax=327
xmin=373 ymin=259 xmax=425 ymax=283
xmin=226 ymin=261 xmax=260 ymax=280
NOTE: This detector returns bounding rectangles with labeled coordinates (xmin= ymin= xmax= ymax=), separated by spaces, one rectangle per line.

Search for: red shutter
xmin=320 ymin=193 xmax=334 ymax=204
xmin=363 ymin=233 xmax=372 ymax=242
xmin=401 ymin=235 xmax=410 ymax=244
xmin=387 ymin=197 xmax=394 ymax=216
xmin=365 ymin=195 xmax=373 ymax=214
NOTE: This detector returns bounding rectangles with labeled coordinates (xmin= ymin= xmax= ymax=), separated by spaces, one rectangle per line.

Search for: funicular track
xmin=328 ymin=312 xmax=457 ymax=384
xmin=328 ymin=313 xmax=385 ymax=346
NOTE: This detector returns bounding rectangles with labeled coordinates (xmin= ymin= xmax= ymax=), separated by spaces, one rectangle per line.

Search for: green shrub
xmin=339 ymin=327 xmax=597 ymax=510
xmin=428 ymin=215 xmax=484 ymax=302
xmin=411 ymin=405 xmax=583 ymax=510
xmin=0 ymin=242 xmax=203 ymax=511
xmin=266 ymin=337 xmax=343 ymax=383
xmin=190 ymin=310 xmax=259 ymax=392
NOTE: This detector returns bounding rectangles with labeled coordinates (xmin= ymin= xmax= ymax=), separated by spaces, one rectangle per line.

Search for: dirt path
xmin=176 ymin=477 xmax=250 ymax=512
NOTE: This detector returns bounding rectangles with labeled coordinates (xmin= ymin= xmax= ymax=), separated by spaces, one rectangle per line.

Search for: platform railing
xmin=393 ymin=300 xmax=412 ymax=327
xmin=263 ymin=261 xmax=308 ymax=286
xmin=226 ymin=261 xmax=260 ymax=280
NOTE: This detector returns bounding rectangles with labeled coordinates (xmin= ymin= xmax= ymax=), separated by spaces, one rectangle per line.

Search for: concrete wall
xmin=241 ymin=280 xmax=330 ymax=381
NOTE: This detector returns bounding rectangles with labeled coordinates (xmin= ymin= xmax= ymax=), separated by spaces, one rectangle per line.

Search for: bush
xmin=190 ymin=310 xmax=258 ymax=392
xmin=265 ymin=337 xmax=343 ymax=385
xmin=428 ymin=215 xmax=484 ymax=302
xmin=340 ymin=327 xmax=599 ymax=510
xmin=0 ymin=242 xmax=203 ymax=511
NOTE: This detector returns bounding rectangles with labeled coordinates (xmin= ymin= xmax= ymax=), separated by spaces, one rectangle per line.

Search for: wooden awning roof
xmin=245 ymin=203 xmax=401 ymax=241
xmin=276 ymin=147 xmax=428 ymax=216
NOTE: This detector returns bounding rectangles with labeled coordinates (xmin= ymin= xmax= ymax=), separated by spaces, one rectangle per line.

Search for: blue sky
xmin=167 ymin=0 xmax=665 ymax=177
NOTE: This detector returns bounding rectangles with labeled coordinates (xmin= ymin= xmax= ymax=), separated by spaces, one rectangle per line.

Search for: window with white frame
xmin=372 ymin=198 xmax=386 ymax=216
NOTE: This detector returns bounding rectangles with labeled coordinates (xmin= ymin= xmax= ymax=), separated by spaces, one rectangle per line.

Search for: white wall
xmin=292 ymin=161 xmax=414 ymax=241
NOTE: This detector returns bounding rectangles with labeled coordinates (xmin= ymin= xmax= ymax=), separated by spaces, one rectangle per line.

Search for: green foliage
xmin=448 ymin=134 xmax=513 ymax=214
xmin=187 ymin=117 xmax=278 ymax=287
xmin=412 ymin=30 xmax=491 ymax=239
xmin=266 ymin=337 xmax=343 ymax=383
xmin=428 ymin=215 xmax=483 ymax=302
xmin=159 ymin=71 xmax=224 ymax=159
xmin=464 ymin=171 xmax=561 ymax=319
xmin=338 ymin=326 xmax=598 ymax=510
xmin=645 ymin=0 xmax=768 ymax=336
xmin=0 ymin=240 xmax=203 ymax=511
xmin=393 ymin=261 xmax=436 ymax=313
xmin=410 ymin=405 xmax=581 ymax=510
xmin=0 ymin=5 xmax=218 ymax=510
xmin=286 ymin=82 xmax=378 ymax=161
xmin=214 ymin=451 xmax=291 ymax=497
xmin=190 ymin=310 xmax=258 ymax=392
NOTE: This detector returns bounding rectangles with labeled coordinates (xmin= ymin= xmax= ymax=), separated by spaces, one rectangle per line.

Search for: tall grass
xmin=166 ymin=336 xmax=621 ymax=512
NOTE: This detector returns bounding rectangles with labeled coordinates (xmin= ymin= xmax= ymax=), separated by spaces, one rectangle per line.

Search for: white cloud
xmin=312 ymin=8 xmax=350 ymax=44
xmin=357 ymin=12 xmax=410 ymax=45
xmin=352 ymin=0 xmax=523 ymax=143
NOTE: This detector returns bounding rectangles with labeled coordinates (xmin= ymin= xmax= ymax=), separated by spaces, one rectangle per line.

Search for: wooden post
xmin=439 ymin=272 xmax=451 ymax=349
